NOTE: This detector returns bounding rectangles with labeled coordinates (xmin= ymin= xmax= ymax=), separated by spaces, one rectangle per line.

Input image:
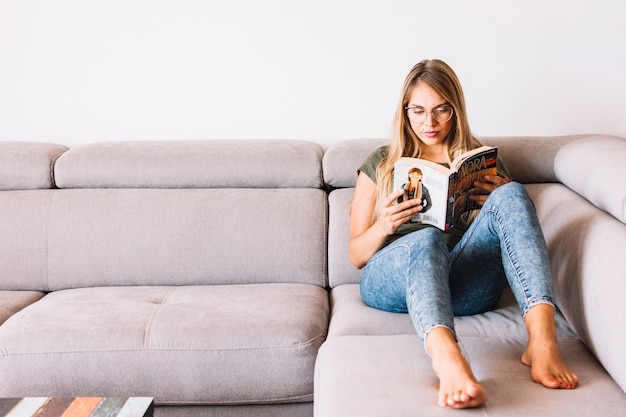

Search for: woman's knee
xmin=489 ymin=181 xmax=535 ymax=211
xmin=402 ymin=227 xmax=448 ymax=253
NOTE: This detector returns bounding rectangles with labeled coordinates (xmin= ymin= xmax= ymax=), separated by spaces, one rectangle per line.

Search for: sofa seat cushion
xmin=0 ymin=284 xmax=329 ymax=405
xmin=314 ymin=335 xmax=626 ymax=417
xmin=328 ymin=284 xmax=577 ymax=339
xmin=0 ymin=291 xmax=45 ymax=325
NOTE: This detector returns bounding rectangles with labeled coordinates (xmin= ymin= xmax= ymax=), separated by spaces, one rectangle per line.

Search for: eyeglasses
xmin=405 ymin=105 xmax=454 ymax=124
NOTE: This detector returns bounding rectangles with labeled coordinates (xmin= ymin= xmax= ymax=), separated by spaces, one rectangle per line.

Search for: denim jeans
xmin=360 ymin=182 xmax=555 ymax=343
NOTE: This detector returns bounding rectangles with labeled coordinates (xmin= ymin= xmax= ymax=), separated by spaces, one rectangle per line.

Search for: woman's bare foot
xmin=427 ymin=328 xmax=487 ymax=408
xmin=521 ymin=339 xmax=578 ymax=389
xmin=522 ymin=304 xmax=579 ymax=389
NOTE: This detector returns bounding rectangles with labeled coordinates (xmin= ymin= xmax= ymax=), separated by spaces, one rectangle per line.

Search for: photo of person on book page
xmin=349 ymin=59 xmax=578 ymax=410
xmin=397 ymin=167 xmax=431 ymax=213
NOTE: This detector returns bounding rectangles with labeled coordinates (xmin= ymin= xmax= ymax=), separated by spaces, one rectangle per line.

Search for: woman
xmin=349 ymin=59 xmax=578 ymax=409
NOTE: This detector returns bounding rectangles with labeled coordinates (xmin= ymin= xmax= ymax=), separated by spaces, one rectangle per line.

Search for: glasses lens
xmin=434 ymin=107 xmax=453 ymax=122
xmin=406 ymin=106 xmax=453 ymax=123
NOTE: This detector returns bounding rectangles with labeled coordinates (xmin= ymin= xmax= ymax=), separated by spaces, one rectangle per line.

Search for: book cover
xmin=394 ymin=146 xmax=497 ymax=230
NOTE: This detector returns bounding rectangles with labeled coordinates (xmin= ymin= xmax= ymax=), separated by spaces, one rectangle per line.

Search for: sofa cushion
xmin=481 ymin=135 xmax=586 ymax=184
xmin=327 ymin=284 xmax=577 ymax=340
xmin=554 ymin=135 xmax=626 ymax=224
xmin=0 ymin=142 xmax=68 ymax=190
xmin=54 ymin=140 xmax=324 ymax=189
xmin=0 ymin=188 xmax=328 ymax=290
xmin=314 ymin=335 xmax=626 ymax=417
xmin=0 ymin=191 xmax=53 ymax=291
xmin=0 ymin=284 xmax=329 ymax=404
xmin=327 ymin=188 xmax=360 ymax=288
xmin=0 ymin=291 xmax=45 ymax=325
xmin=321 ymin=136 xmax=587 ymax=190
xmin=322 ymin=139 xmax=386 ymax=189
xmin=528 ymin=182 xmax=626 ymax=393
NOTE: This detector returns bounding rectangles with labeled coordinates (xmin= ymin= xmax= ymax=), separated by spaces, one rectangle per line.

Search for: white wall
xmin=1 ymin=0 xmax=625 ymax=147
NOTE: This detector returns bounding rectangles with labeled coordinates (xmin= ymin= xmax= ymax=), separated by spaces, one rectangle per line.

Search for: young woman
xmin=349 ymin=59 xmax=578 ymax=409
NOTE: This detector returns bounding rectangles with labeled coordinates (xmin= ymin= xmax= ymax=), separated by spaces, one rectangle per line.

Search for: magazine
xmin=393 ymin=146 xmax=498 ymax=230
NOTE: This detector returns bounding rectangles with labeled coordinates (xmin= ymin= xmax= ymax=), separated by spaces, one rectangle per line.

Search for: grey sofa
xmin=0 ymin=135 xmax=625 ymax=417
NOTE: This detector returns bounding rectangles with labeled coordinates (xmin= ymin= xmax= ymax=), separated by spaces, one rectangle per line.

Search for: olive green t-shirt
xmin=358 ymin=145 xmax=510 ymax=249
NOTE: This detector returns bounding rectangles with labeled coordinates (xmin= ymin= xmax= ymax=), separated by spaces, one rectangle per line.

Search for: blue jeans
xmin=360 ymin=182 xmax=555 ymax=343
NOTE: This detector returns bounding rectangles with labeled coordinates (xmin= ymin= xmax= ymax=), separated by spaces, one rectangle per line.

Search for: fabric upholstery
xmin=327 ymin=188 xmax=360 ymax=288
xmin=0 ymin=291 xmax=45 ymax=325
xmin=554 ymin=135 xmax=626 ymax=223
xmin=0 ymin=188 xmax=328 ymax=291
xmin=0 ymin=142 xmax=68 ymax=190
xmin=315 ymin=335 xmax=626 ymax=417
xmin=327 ymin=284 xmax=577 ymax=340
xmin=322 ymin=138 xmax=386 ymax=189
xmin=0 ymin=191 xmax=53 ymax=291
xmin=528 ymin=182 xmax=626 ymax=393
xmin=481 ymin=135 xmax=586 ymax=183
xmin=0 ymin=284 xmax=329 ymax=404
xmin=54 ymin=140 xmax=324 ymax=189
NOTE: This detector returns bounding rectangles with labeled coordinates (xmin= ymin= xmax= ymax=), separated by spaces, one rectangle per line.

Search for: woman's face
xmin=406 ymin=83 xmax=455 ymax=150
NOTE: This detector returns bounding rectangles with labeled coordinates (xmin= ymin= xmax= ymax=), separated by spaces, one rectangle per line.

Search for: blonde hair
xmin=374 ymin=59 xmax=482 ymax=218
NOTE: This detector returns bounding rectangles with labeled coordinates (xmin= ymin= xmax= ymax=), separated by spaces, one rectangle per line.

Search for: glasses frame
xmin=405 ymin=105 xmax=454 ymax=124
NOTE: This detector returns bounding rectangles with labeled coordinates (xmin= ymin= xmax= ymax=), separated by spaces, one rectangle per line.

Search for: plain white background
xmin=1 ymin=0 xmax=625 ymax=147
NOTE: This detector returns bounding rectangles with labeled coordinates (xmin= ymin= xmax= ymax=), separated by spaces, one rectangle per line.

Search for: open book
xmin=393 ymin=146 xmax=498 ymax=230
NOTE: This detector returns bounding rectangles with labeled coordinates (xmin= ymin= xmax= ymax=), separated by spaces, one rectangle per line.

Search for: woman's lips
xmin=423 ymin=131 xmax=438 ymax=138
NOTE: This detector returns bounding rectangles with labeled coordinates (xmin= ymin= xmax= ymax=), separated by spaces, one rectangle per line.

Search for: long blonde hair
xmin=374 ymin=59 xmax=482 ymax=218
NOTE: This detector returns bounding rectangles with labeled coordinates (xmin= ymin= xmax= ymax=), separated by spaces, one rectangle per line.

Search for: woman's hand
xmin=375 ymin=188 xmax=423 ymax=235
xmin=349 ymin=173 xmax=423 ymax=269
xmin=469 ymin=174 xmax=510 ymax=206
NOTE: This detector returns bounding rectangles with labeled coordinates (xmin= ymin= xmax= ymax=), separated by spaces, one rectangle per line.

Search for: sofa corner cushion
xmin=54 ymin=140 xmax=324 ymax=189
xmin=530 ymin=182 xmax=626 ymax=394
xmin=554 ymin=134 xmax=626 ymax=223
xmin=314 ymin=335 xmax=626 ymax=417
xmin=0 ymin=142 xmax=68 ymax=190
xmin=0 ymin=284 xmax=329 ymax=404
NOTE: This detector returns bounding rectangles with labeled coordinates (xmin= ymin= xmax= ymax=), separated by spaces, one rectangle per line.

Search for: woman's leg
xmin=360 ymin=228 xmax=487 ymax=408
xmin=452 ymin=182 xmax=578 ymax=389
xmin=360 ymin=227 xmax=454 ymax=340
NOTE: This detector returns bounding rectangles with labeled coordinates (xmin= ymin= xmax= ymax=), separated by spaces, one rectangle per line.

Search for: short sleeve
xmin=358 ymin=146 xmax=388 ymax=183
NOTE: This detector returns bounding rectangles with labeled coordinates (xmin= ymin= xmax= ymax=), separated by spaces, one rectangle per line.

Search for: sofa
xmin=0 ymin=135 xmax=625 ymax=417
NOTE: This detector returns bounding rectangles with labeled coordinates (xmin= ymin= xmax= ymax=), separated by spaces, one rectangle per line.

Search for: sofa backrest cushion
xmin=54 ymin=140 xmax=323 ymax=189
xmin=1 ymin=188 xmax=327 ymax=291
xmin=0 ymin=142 xmax=68 ymax=190
xmin=322 ymin=135 xmax=587 ymax=190
xmin=555 ymin=135 xmax=626 ymax=224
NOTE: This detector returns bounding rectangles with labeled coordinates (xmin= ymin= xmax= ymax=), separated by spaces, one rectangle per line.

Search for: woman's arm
xmin=349 ymin=172 xmax=422 ymax=269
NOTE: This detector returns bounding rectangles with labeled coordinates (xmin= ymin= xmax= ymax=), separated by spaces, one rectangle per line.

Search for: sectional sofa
xmin=0 ymin=135 xmax=625 ymax=417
